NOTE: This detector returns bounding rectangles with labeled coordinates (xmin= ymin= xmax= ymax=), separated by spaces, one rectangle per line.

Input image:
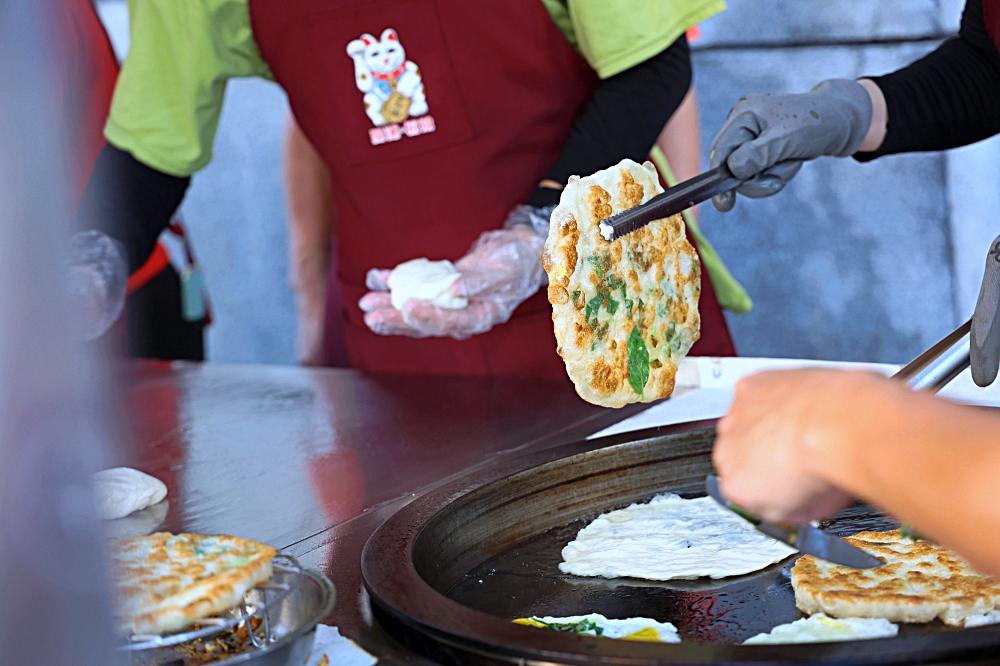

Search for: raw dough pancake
xmin=559 ymin=494 xmax=796 ymax=581
xmin=792 ymin=530 xmax=1000 ymax=625
xmin=112 ymin=532 xmax=276 ymax=635
xmin=542 ymin=159 xmax=700 ymax=408
xmin=742 ymin=613 xmax=898 ymax=644
xmin=514 ymin=613 xmax=680 ymax=643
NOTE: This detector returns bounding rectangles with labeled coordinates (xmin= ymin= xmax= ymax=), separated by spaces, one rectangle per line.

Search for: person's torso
xmin=250 ymin=0 xmax=598 ymax=377
xmin=251 ymin=0 xmax=596 ymax=281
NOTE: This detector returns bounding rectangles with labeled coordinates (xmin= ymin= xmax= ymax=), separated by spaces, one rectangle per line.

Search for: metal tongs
xmin=599 ymin=165 xmax=743 ymax=241
xmin=708 ymin=234 xmax=1000 ymax=568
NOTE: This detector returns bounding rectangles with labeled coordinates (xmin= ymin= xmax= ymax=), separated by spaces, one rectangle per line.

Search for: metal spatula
xmin=709 ymin=233 xmax=1000 ymax=563
xmin=705 ymin=475 xmax=884 ymax=569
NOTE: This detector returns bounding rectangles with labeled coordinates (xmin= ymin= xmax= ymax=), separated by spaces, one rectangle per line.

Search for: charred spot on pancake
xmin=619 ymin=170 xmax=644 ymax=209
xmin=574 ymin=320 xmax=589 ymax=349
xmin=547 ymin=284 xmax=569 ymax=305
xmin=650 ymin=365 xmax=675 ymax=396
xmin=541 ymin=248 xmax=553 ymax=273
xmin=587 ymin=186 xmax=612 ymax=226
xmin=590 ymin=358 xmax=620 ymax=394
xmin=558 ymin=217 xmax=579 ymax=284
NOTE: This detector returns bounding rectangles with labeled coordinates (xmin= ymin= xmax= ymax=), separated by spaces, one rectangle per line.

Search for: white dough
xmin=388 ymin=258 xmax=467 ymax=310
xmin=91 ymin=467 xmax=167 ymax=520
xmin=743 ymin=613 xmax=898 ymax=644
xmin=964 ymin=610 xmax=1000 ymax=628
xmin=101 ymin=500 xmax=169 ymax=538
xmin=523 ymin=613 xmax=680 ymax=643
xmin=559 ymin=493 xmax=796 ymax=581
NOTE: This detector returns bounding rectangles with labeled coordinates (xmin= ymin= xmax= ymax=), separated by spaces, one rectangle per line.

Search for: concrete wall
xmin=690 ymin=0 xmax=1000 ymax=363
xmin=96 ymin=0 xmax=998 ymax=365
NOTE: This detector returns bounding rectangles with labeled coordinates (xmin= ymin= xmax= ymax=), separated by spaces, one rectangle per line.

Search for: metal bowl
xmin=362 ymin=422 xmax=1000 ymax=665
xmin=125 ymin=565 xmax=335 ymax=665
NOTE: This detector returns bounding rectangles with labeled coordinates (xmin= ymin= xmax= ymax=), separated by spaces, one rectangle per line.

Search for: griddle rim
xmin=361 ymin=420 xmax=1000 ymax=665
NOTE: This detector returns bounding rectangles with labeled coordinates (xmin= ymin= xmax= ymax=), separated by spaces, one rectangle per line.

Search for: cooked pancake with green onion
xmin=542 ymin=159 xmax=700 ymax=408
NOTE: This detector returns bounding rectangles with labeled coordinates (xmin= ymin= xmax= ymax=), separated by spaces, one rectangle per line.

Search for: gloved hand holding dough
xmin=359 ymin=226 xmax=545 ymax=340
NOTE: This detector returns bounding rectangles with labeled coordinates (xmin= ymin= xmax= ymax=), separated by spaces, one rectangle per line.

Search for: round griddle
xmin=362 ymin=421 xmax=1000 ymax=664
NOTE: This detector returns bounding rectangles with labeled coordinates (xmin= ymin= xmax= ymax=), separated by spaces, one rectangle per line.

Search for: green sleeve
xmin=541 ymin=0 xmax=725 ymax=79
xmin=650 ymin=147 xmax=752 ymax=315
xmin=104 ymin=0 xmax=272 ymax=177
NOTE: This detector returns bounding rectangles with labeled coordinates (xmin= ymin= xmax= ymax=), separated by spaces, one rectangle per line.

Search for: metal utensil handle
xmin=892 ymin=233 xmax=1000 ymax=391
xmin=602 ymin=165 xmax=742 ymax=240
xmin=971 ymin=234 xmax=1000 ymax=387
xmin=891 ymin=319 xmax=970 ymax=391
xmin=654 ymin=164 xmax=743 ymax=213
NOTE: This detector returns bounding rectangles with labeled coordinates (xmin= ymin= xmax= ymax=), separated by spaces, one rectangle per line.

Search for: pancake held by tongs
xmin=542 ymin=159 xmax=701 ymax=408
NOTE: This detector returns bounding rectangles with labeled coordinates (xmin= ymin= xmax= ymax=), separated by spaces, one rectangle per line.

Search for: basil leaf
xmin=627 ymin=327 xmax=650 ymax=394
xmin=606 ymin=297 xmax=619 ymax=315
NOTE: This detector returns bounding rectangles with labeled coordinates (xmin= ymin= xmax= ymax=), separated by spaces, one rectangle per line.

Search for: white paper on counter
xmin=592 ymin=357 xmax=1000 ymax=439
xmin=307 ymin=624 xmax=378 ymax=666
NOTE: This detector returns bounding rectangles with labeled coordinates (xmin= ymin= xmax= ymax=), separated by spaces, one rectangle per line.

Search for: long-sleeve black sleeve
xmin=857 ymin=0 xmax=1000 ymax=161
xmin=528 ymin=36 xmax=691 ymax=206
xmin=79 ymin=144 xmax=190 ymax=270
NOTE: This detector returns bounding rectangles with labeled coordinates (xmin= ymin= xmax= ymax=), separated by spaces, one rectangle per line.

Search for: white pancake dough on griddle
xmin=743 ymin=613 xmax=898 ymax=645
xmin=965 ymin=610 xmax=1000 ymax=628
xmin=516 ymin=613 xmax=680 ymax=643
xmin=559 ymin=494 xmax=796 ymax=580
xmin=388 ymin=258 xmax=468 ymax=310
xmin=91 ymin=467 xmax=167 ymax=520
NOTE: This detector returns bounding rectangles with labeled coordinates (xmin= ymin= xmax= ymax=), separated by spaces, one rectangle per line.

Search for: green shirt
xmin=105 ymin=0 xmax=749 ymax=313
xmin=106 ymin=0 xmax=723 ymax=177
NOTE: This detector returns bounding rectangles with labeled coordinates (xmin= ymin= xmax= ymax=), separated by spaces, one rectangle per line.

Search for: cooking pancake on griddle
xmin=559 ymin=493 xmax=795 ymax=580
xmin=542 ymin=159 xmax=700 ymax=408
xmin=792 ymin=530 xmax=1000 ymax=626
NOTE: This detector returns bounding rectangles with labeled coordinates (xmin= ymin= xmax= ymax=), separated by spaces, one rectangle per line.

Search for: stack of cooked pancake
xmin=112 ymin=532 xmax=276 ymax=636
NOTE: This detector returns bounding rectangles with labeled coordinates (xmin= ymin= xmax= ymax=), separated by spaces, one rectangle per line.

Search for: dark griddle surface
xmin=447 ymin=504 xmax=912 ymax=645
xmin=363 ymin=423 xmax=1000 ymax=664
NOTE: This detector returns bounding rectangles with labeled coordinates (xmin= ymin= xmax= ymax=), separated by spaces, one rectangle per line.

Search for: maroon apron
xmin=250 ymin=0 xmax=734 ymax=377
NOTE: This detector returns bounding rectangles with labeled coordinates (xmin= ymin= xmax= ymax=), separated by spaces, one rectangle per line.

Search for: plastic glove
xmin=359 ymin=225 xmax=546 ymax=340
xmin=67 ymin=230 xmax=128 ymax=341
xmin=709 ymin=79 xmax=873 ymax=212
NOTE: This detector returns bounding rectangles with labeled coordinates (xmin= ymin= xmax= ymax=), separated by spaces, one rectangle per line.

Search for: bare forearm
xmin=656 ymin=87 xmax=701 ymax=183
xmin=284 ymin=119 xmax=334 ymax=287
xmin=815 ymin=386 xmax=1000 ymax=575
xmin=856 ymin=79 xmax=887 ymax=153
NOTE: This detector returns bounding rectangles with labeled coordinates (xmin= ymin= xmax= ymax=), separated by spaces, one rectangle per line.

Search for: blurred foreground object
xmin=69 ymin=229 xmax=128 ymax=340
xmin=0 ymin=1 xmax=121 ymax=663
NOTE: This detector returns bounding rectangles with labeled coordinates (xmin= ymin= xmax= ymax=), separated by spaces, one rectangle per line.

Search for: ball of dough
xmin=91 ymin=467 xmax=167 ymax=520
